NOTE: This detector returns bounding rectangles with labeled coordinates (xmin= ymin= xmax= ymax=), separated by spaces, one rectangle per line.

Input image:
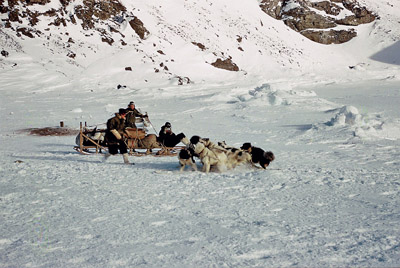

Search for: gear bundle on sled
xmin=73 ymin=119 xmax=184 ymax=156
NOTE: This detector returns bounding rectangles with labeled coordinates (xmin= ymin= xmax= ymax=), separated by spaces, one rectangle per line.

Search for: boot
xmin=122 ymin=153 xmax=130 ymax=164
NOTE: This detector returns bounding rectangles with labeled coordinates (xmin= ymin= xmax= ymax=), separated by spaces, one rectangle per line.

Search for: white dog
xmin=225 ymin=148 xmax=252 ymax=169
xmin=190 ymin=136 xmax=253 ymax=172
xmin=200 ymin=138 xmax=227 ymax=152
xmin=190 ymin=137 xmax=228 ymax=173
xmin=218 ymin=141 xmax=252 ymax=169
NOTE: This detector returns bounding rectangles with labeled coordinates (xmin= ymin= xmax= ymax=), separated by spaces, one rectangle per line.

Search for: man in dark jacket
xmin=104 ymin=108 xmax=132 ymax=164
xmin=125 ymin=101 xmax=147 ymax=128
xmin=158 ymin=122 xmax=189 ymax=147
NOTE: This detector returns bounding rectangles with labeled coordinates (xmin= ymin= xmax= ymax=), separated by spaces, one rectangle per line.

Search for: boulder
xmin=211 ymin=58 xmax=239 ymax=72
xmin=129 ymin=17 xmax=150 ymax=40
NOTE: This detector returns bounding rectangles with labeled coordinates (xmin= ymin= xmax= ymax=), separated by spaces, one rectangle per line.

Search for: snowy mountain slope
xmin=1 ymin=0 xmax=399 ymax=87
xmin=1 ymin=0 xmax=400 ymax=267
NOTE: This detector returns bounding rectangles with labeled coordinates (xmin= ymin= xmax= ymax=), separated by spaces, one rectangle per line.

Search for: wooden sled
xmin=73 ymin=122 xmax=184 ymax=157
xmin=74 ymin=122 xmax=107 ymax=155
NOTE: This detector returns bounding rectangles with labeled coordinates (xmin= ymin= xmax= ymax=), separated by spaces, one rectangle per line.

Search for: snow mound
xmin=325 ymin=106 xmax=400 ymax=140
xmin=71 ymin=108 xmax=83 ymax=113
xmin=240 ymin=83 xmax=292 ymax=106
xmin=327 ymin=106 xmax=362 ymax=126
xmin=355 ymin=121 xmax=400 ymax=140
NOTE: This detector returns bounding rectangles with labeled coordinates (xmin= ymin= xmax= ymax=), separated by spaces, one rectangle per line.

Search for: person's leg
xmin=119 ymin=140 xmax=131 ymax=164
xmin=104 ymin=144 xmax=118 ymax=161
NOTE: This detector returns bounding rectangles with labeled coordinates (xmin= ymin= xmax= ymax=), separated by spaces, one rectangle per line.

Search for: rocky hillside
xmin=0 ymin=0 xmax=146 ymax=47
xmin=0 ymin=0 xmax=376 ymax=49
xmin=259 ymin=0 xmax=377 ymax=44
xmin=0 ymin=0 xmax=396 ymax=87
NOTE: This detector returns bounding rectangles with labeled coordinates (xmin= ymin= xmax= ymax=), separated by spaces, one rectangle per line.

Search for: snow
xmin=281 ymin=1 xmax=302 ymax=12
xmin=1 ymin=0 xmax=400 ymax=267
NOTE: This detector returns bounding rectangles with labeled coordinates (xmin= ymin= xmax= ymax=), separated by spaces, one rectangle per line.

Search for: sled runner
xmin=73 ymin=121 xmax=183 ymax=156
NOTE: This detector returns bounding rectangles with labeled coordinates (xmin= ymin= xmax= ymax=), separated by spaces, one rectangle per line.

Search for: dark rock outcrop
xmin=129 ymin=17 xmax=150 ymax=40
xmin=211 ymin=58 xmax=239 ymax=72
xmin=302 ymin=29 xmax=357 ymax=45
xmin=259 ymin=0 xmax=377 ymax=44
xmin=0 ymin=0 xmax=149 ymax=42
xmin=259 ymin=0 xmax=282 ymax=19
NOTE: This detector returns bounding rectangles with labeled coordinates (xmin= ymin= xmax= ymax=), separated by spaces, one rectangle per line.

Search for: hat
xmin=164 ymin=122 xmax=171 ymax=128
xmin=119 ymin=108 xmax=127 ymax=115
xmin=128 ymin=101 xmax=135 ymax=106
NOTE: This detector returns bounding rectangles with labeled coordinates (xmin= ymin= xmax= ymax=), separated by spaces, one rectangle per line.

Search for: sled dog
xmin=190 ymin=136 xmax=228 ymax=173
xmin=178 ymin=147 xmax=197 ymax=172
xmin=240 ymin=143 xmax=275 ymax=169
xmin=218 ymin=141 xmax=252 ymax=169
xmin=225 ymin=147 xmax=252 ymax=169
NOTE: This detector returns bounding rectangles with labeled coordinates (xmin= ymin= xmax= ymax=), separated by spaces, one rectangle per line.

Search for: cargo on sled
xmin=74 ymin=119 xmax=184 ymax=156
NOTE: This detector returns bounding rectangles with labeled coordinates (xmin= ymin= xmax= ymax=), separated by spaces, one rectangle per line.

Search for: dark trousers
xmin=106 ymin=132 xmax=127 ymax=155
xmin=108 ymin=140 xmax=128 ymax=155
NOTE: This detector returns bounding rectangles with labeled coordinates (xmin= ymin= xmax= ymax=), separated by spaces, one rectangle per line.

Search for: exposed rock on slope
xmin=128 ymin=17 xmax=150 ymax=40
xmin=0 ymin=0 xmax=145 ymax=43
xmin=0 ymin=0 xmax=389 ymax=86
xmin=259 ymin=0 xmax=377 ymax=44
xmin=211 ymin=58 xmax=239 ymax=72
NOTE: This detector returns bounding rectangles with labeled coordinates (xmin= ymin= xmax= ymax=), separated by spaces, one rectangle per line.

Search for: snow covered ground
xmin=1 ymin=0 xmax=400 ymax=267
xmin=1 ymin=75 xmax=399 ymax=267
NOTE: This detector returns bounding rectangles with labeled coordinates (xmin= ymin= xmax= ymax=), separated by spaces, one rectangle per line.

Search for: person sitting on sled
xmin=104 ymin=108 xmax=132 ymax=164
xmin=125 ymin=101 xmax=147 ymax=128
xmin=158 ymin=122 xmax=189 ymax=148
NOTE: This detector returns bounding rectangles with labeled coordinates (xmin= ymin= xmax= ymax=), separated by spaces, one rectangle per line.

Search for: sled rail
xmin=74 ymin=122 xmax=107 ymax=154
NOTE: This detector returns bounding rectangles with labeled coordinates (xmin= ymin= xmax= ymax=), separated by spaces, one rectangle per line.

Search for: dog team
xmin=97 ymin=101 xmax=275 ymax=171
xmin=178 ymin=135 xmax=275 ymax=173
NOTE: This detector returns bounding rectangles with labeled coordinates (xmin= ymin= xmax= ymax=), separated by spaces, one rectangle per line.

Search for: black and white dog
xmin=240 ymin=143 xmax=275 ymax=169
xmin=178 ymin=147 xmax=197 ymax=171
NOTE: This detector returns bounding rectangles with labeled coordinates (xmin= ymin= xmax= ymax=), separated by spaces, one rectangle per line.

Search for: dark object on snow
xmin=25 ymin=127 xmax=77 ymax=136
xmin=1 ymin=50 xmax=9 ymax=57
xmin=240 ymin=143 xmax=275 ymax=169
xmin=211 ymin=58 xmax=239 ymax=71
